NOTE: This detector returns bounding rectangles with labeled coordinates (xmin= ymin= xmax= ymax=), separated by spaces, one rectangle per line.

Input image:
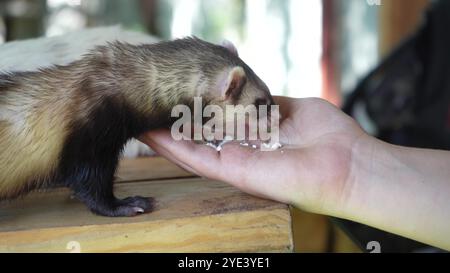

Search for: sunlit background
xmin=0 ymin=0 xmax=385 ymax=103
xmin=0 ymin=0 xmax=427 ymax=104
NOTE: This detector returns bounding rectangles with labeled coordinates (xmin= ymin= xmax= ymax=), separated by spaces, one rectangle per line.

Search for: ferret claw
xmin=91 ymin=196 xmax=155 ymax=217
xmin=133 ymin=207 xmax=145 ymax=213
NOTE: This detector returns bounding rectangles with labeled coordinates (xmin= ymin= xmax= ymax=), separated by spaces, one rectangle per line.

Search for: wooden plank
xmin=0 ymin=210 xmax=291 ymax=253
xmin=0 ymin=178 xmax=292 ymax=252
xmin=116 ymin=156 xmax=195 ymax=182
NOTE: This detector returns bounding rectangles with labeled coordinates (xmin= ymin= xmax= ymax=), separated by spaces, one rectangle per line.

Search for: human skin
xmin=141 ymin=96 xmax=450 ymax=251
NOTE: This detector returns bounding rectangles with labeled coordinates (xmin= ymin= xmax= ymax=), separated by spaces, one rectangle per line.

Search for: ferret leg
xmin=57 ymin=96 xmax=156 ymax=216
xmin=65 ymin=162 xmax=154 ymax=217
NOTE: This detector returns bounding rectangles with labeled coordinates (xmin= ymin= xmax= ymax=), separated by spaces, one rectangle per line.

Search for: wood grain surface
xmin=0 ymin=157 xmax=293 ymax=253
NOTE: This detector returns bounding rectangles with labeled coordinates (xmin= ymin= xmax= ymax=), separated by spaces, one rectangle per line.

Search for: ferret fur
xmin=0 ymin=26 xmax=157 ymax=158
xmin=0 ymin=37 xmax=274 ymax=216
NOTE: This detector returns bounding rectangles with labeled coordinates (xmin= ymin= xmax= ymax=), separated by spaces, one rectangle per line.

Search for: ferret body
xmin=0 ymin=37 xmax=274 ymax=217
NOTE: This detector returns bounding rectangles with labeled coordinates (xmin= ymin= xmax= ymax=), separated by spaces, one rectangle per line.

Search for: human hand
xmin=141 ymin=96 xmax=370 ymax=215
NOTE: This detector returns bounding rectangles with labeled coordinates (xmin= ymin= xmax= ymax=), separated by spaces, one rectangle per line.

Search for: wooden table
xmin=0 ymin=157 xmax=293 ymax=252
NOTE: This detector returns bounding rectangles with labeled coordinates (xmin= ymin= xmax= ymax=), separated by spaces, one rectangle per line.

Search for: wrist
xmin=296 ymin=132 xmax=382 ymax=218
xmin=334 ymin=135 xmax=450 ymax=250
xmin=332 ymin=133 xmax=387 ymax=220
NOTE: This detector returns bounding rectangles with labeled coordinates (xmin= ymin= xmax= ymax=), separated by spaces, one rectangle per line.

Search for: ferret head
xmin=111 ymin=38 xmax=276 ymax=135
xmin=145 ymin=37 xmax=274 ymax=110
xmin=196 ymin=39 xmax=277 ymax=137
xmin=142 ymin=37 xmax=277 ymax=135
xmin=197 ymin=39 xmax=275 ymax=112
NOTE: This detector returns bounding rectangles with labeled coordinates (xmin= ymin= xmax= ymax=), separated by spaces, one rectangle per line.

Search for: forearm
xmin=340 ymin=136 xmax=450 ymax=250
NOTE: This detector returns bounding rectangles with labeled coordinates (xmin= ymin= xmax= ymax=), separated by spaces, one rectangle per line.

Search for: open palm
xmin=141 ymin=96 xmax=369 ymax=215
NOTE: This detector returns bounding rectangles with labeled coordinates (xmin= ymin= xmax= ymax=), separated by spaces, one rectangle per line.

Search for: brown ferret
xmin=0 ymin=37 xmax=274 ymax=217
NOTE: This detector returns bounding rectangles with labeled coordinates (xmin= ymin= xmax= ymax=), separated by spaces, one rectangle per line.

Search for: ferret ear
xmin=221 ymin=66 xmax=246 ymax=100
xmin=221 ymin=40 xmax=239 ymax=56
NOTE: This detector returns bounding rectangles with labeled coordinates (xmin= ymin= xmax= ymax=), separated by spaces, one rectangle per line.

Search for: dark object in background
xmin=0 ymin=0 xmax=47 ymax=41
xmin=344 ymin=0 xmax=450 ymax=150
xmin=341 ymin=0 xmax=450 ymax=252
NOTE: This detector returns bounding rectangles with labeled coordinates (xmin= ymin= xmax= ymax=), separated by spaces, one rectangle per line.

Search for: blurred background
xmin=2 ymin=0 xmax=445 ymax=253
xmin=0 ymin=0 xmax=429 ymax=106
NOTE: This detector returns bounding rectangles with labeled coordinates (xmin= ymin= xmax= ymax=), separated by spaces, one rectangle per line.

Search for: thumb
xmin=141 ymin=129 xmax=255 ymax=182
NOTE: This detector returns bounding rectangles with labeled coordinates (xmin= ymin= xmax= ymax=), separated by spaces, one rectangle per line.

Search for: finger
xmin=146 ymin=141 xmax=201 ymax=176
xmin=141 ymin=129 xmax=259 ymax=182
xmin=142 ymin=130 xmax=300 ymax=205
xmin=143 ymin=129 xmax=221 ymax=175
xmin=142 ymin=130 xmax=224 ymax=179
xmin=273 ymin=96 xmax=298 ymax=121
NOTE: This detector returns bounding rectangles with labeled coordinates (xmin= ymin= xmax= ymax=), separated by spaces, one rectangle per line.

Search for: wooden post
xmin=379 ymin=0 xmax=430 ymax=57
